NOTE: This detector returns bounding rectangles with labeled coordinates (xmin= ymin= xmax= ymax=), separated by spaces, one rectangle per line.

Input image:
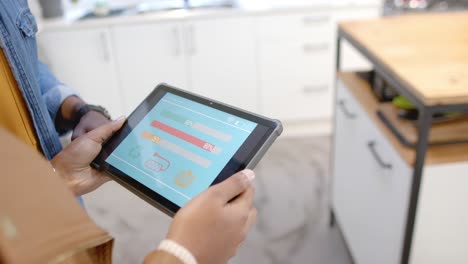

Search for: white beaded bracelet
xmin=158 ymin=239 xmax=198 ymax=264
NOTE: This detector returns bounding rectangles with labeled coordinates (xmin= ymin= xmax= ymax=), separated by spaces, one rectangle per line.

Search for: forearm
xmin=38 ymin=61 xmax=81 ymax=131
xmin=144 ymin=250 xmax=184 ymax=264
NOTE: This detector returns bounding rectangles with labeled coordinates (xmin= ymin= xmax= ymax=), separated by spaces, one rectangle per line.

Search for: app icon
xmin=184 ymin=120 xmax=194 ymax=127
xmin=174 ymin=170 xmax=196 ymax=188
xmin=128 ymin=145 xmax=142 ymax=160
xmin=144 ymin=152 xmax=171 ymax=173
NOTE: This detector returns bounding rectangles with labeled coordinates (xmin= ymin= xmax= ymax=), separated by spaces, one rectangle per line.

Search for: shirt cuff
xmin=43 ymin=84 xmax=81 ymax=124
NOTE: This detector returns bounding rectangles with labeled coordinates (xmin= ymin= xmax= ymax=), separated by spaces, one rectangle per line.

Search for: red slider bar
xmin=151 ymin=120 xmax=217 ymax=153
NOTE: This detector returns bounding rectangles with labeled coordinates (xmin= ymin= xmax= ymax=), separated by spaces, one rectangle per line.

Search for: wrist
xmin=144 ymin=250 xmax=185 ymax=264
xmin=75 ymin=104 xmax=111 ymax=122
xmin=50 ymin=158 xmax=80 ymax=196
xmin=62 ymin=96 xmax=86 ymax=121
xmin=155 ymin=240 xmax=198 ymax=264
xmin=55 ymin=96 xmax=86 ymax=132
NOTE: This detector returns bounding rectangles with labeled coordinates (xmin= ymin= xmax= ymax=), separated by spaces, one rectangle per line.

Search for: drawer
xmin=259 ymin=41 xmax=332 ymax=84
xmin=259 ymin=42 xmax=333 ymax=120
xmin=261 ymin=83 xmax=331 ymax=120
xmin=257 ymin=12 xmax=332 ymax=43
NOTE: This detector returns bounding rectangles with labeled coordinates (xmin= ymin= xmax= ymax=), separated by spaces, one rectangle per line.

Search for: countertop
xmin=339 ymin=11 xmax=468 ymax=106
xmin=40 ymin=1 xmax=382 ymax=31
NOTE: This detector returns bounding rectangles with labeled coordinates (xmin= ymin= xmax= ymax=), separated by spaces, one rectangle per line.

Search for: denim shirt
xmin=0 ymin=0 xmax=78 ymax=159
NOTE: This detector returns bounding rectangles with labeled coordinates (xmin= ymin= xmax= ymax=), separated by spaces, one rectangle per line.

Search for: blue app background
xmin=106 ymin=93 xmax=257 ymax=207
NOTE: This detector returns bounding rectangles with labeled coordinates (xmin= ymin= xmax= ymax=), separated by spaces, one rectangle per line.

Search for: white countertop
xmin=40 ymin=0 xmax=382 ymax=31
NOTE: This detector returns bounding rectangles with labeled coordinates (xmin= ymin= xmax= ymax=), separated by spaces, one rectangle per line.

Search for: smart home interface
xmin=106 ymin=93 xmax=258 ymax=207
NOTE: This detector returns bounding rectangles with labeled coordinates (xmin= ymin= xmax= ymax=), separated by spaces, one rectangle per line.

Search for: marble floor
xmin=83 ymin=136 xmax=352 ymax=264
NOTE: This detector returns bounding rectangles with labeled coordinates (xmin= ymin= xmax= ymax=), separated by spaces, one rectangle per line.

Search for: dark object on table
xmin=398 ymin=109 xmax=419 ymax=120
xmin=373 ymin=74 xmax=399 ymax=102
xmin=356 ymin=70 xmax=398 ymax=102
xmin=398 ymin=108 xmax=463 ymax=123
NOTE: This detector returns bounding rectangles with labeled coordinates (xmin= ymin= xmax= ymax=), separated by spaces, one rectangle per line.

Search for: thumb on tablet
xmin=85 ymin=116 xmax=126 ymax=144
xmin=212 ymin=169 xmax=255 ymax=203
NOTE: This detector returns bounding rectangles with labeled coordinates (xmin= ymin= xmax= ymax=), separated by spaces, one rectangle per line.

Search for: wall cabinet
xmin=38 ymin=28 xmax=124 ymax=117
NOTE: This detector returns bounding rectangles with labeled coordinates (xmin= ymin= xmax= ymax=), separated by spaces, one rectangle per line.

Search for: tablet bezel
xmin=93 ymin=84 xmax=281 ymax=216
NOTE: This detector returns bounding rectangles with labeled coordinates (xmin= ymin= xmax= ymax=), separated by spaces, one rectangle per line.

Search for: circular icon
xmin=128 ymin=145 xmax=142 ymax=160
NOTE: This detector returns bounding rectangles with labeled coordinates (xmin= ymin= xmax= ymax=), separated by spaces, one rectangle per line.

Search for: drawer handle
xmin=338 ymin=100 xmax=356 ymax=119
xmin=303 ymin=43 xmax=329 ymax=53
xmin=368 ymin=141 xmax=393 ymax=170
xmin=302 ymin=16 xmax=329 ymax=25
xmin=303 ymin=85 xmax=328 ymax=93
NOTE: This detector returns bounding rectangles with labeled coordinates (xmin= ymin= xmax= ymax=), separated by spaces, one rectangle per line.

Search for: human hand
xmin=51 ymin=117 xmax=126 ymax=196
xmin=148 ymin=170 xmax=257 ymax=264
xmin=72 ymin=110 xmax=111 ymax=140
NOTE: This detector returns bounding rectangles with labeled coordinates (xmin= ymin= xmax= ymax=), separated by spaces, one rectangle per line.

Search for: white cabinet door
xmin=333 ymin=79 xmax=412 ymax=264
xmin=351 ymin=110 xmax=411 ymax=264
xmin=257 ymin=12 xmax=334 ymax=121
xmin=187 ymin=17 xmax=258 ymax=112
xmin=112 ymin=22 xmax=188 ymax=114
xmin=38 ymin=28 xmax=123 ymax=117
xmin=259 ymin=41 xmax=333 ymax=120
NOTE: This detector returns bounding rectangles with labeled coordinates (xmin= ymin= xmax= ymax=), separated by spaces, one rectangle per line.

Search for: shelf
xmin=339 ymin=12 xmax=468 ymax=106
xmin=377 ymin=103 xmax=468 ymax=147
xmin=338 ymin=71 xmax=468 ymax=166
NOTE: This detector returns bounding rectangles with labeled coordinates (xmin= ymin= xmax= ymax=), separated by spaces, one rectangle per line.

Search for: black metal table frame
xmin=330 ymin=26 xmax=468 ymax=264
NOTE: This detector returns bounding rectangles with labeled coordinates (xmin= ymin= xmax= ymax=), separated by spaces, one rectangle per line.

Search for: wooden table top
xmin=339 ymin=11 xmax=468 ymax=106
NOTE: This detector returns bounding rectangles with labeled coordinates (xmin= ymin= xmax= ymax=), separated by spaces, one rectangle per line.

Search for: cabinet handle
xmin=99 ymin=32 xmax=110 ymax=62
xmin=188 ymin=25 xmax=196 ymax=56
xmin=172 ymin=27 xmax=181 ymax=56
xmin=303 ymin=85 xmax=328 ymax=93
xmin=338 ymin=100 xmax=356 ymax=119
xmin=302 ymin=15 xmax=329 ymax=25
xmin=367 ymin=141 xmax=393 ymax=170
xmin=303 ymin=43 xmax=329 ymax=53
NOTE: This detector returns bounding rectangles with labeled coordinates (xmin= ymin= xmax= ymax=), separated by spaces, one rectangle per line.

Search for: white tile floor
xmin=84 ymin=136 xmax=352 ymax=264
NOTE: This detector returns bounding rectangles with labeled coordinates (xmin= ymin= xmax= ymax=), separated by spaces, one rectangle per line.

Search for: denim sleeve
xmin=38 ymin=61 xmax=80 ymax=123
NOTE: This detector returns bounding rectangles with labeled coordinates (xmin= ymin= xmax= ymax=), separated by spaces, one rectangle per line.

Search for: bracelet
xmin=158 ymin=240 xmax=198 ymax=264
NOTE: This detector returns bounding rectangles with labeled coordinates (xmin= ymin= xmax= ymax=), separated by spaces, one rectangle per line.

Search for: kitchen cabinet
xmin=112 ymin=22 xmax=188 ymax=113
xmin=333 ymin=79 xmax=411 ymax=264
xmin=332 ymin=73 xmax=468 ymax=264
xmin=113 ymin=17 xmax=258 ymax=113
xmin=38 ymin=28 xmax=124 ymax=117
xmin=188 ymin=17 xmax=258 ymax=112
xmin=332 ymin=14 xmax=468 ymax=264
xmin=257 ymin=12 xmax=334 ymax=120
xmin=38 ymin=5 xmax=382 ymax=125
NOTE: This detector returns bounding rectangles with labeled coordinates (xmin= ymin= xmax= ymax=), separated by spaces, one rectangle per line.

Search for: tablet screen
xmin=105 ymin=93 xmax=258 ymax=207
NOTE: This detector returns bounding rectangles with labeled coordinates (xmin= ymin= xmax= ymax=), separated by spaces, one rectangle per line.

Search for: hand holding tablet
xmin=164 ymin=169 xmax=256 ymax=264
xmin=93 ymin=84 xmax=282 ymax=216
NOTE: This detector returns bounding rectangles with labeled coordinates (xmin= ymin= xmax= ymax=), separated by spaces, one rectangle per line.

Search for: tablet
xmin=93 ymin=84 xmax=282 ymax=216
